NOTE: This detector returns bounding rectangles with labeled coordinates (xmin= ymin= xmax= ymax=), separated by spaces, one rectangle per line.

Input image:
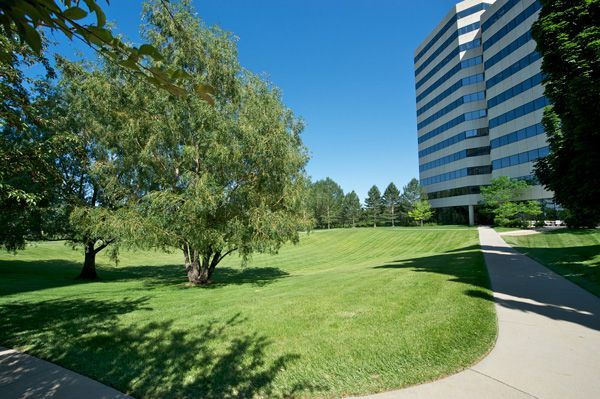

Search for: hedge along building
xmin=414 ymin=0 xmax=553 ymax=225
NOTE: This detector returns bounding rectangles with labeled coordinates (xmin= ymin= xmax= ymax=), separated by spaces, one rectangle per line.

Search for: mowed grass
xmin=504 ymin=229 xmax=600 ymax=297
xmin=0 ymin=228 xmax=496 ymax=398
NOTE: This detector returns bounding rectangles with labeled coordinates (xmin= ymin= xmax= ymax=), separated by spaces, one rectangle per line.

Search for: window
xmin=492 ymin=146 xmax=550 ymax=170
xmin=486 ymin=51 xmax=541 ymax=89
xmin=489 ymin=98 xmax=549 ymax=128
xmin=483 ymin=1 xmax=541 ymax=51
xmin=484 ymin=31 xmax=533 ymax=70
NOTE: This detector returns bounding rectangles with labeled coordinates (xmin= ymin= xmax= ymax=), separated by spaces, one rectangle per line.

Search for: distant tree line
xmin=307 ymin=178 xmax=433 ymax=229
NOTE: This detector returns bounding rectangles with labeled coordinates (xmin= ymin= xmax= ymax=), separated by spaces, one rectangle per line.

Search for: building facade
xmin=414 ymin=0 xmax=552 ymax=225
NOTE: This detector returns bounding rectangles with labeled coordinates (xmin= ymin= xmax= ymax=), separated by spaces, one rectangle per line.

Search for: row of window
xmin=489 ymin=96 xmax=549 ymax=128
xmin=419 ymin=109 xmax=486 ymax=144
xmin=427 ymin=185 xmax=482 ymax=200
xmin=427 ymin=176 xmax=539 ymax=200
xmin=482 ymin=0 xmax=521 ymax=31
xmin=420 ymin=146 xmax=490 ymax=172
xmin=514 ymin=175 xmax=540 ymax=184
xmin=417 ymin=73 xmax=484 ymax=116
xmin=483 ymin=1 xmax=541 ymax=51
xmin=415 ymin=2 xmax=489 ymax=63
xmin=484 ymin=30 xmax=532 ymax=70
xmin=488 ymin=72 xmax=543 ymax=108
xmin=486 ymin=51 xmax=540 ymax=89
xmin=419 ymin=128 xmax=489 ymax=158
xmin=417 ymin=56 xmax=482 ymax=103
xmin=422 ymin=165 xmax=492 ymax=186
xmin=491 ymin=146 xmax=550 ymax=170
xmin=418 ymin=91 xmax=484 ymax=130
xmin=490 ymin=123 xmax=545 ymax=149
xmin=415 ymin=21 xmax=480 ymax=76
xmin=485 ymin=51 xmax=541 ymax=89
xmin=416 ymin=38 xmax=481 ymax=90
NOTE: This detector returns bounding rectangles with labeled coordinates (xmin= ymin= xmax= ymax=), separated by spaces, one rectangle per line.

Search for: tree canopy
xmin=532 ymin=0 xmax=600 ymax=227
xmin=310 ymin=178 xmax=344 ymax=229
xmin=95 ymin=0 xmax=311 ymax=284
xmin=480 ymin=177 xmax=542 ymax=227
xmin=408 ymin=199 xmax=433 ymax=226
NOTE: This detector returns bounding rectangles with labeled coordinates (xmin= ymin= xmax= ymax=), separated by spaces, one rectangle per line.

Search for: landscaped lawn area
xmin=0 ymin=228 xmax=496 ymax=398
xmin=504 ymin=229 xmax=600 ymax=297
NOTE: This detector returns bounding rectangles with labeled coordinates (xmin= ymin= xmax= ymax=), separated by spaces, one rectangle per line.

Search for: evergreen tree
xmin=364 ymin=185 xmax=383 ymax=227
xmin=382 ymin=182 xmax=401 ymax=227
xmin=400 ymin=178 xmax=426 ymax=225
xmin=532 ymin=0 xmax=600 ymax=227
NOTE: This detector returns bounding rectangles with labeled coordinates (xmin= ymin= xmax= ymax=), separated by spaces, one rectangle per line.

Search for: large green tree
xmin=44 ymin=58 xmax=146 ymax=279
xmin=383 ymin=182 xmax=401 ymax=227
xmin=0 ymin=31 xmax=61 ymax=251
xmin=364 ymin=185 xmax=383 ymax=227
xmin=84 ymin=0 xmax=311 ymax=285
xmin=310 ymin=178 xmax=344 ymax=229
xmin=532 ymin=0 xmax=600 ymax=227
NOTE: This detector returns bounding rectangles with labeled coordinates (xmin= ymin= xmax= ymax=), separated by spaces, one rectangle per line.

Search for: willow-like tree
xmin=80 ymin=0 xmax=311 ymax=285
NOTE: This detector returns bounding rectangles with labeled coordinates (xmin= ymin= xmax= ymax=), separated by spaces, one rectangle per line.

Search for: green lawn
xmin=504 ymin=229 xmax=600 ymax=297
xmin=0 ymin=228 xmax=496 ymax=398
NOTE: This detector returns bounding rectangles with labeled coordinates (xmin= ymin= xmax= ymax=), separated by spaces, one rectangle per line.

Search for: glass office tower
xmin=414 ymin=0 xmax=552 ymax=225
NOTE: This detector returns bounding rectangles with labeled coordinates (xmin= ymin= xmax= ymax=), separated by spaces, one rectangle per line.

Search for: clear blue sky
xmin=51 ymin=0 xmax=458 ymax=201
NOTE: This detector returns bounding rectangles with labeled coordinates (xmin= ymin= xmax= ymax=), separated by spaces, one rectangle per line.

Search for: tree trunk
xmin=184 ymin=249 xmax=220 ymax=285
xmin=78 ymin=241 xmax=98 ymax=280
xmin=420 ymin=220 xmax=423 ymax=227
xmin=186 ymin=259 xmax=211 ymax=285
xmin=391 ymin=207 xmax=395 ymax=227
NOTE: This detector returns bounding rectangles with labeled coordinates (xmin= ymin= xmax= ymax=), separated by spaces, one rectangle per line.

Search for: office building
xmin=414 ymin=0 xmax=552 ymax=225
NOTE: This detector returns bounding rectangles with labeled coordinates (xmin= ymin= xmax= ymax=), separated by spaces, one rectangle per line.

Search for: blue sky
xmin=50 ymin=0 xmax=459 ymax=201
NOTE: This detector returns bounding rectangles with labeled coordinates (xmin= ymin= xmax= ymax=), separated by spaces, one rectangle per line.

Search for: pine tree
xmin=383 ymin=183 xmax=401 ymax=227
xmin=365 ymin=185 xmax=383 ymax=227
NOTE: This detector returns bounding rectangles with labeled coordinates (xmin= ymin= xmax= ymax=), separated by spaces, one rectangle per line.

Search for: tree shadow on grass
xmin=0 ymin=298 xmax=314 ymax=398
xmin=0 ymin=258 xmax=289 ymax=296
xmin=0 ymin=259 xmax=94 ymax=297
xmin=374 ymin=243 xmax=600 ymax=331
xmin=373 ymin=245 xmax=489 ymax=290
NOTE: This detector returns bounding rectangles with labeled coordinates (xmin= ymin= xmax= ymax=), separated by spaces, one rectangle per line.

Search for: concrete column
xmin=468 ymin=205 xmax=475 ymax=226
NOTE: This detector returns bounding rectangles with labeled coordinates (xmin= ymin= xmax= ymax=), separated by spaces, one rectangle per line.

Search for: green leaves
xmin=0 ymin=0 xmax=214 ymax=102
xmin=531 ymin=0 xmax=600 ymax=227
xmin=62 ymin=7 xmax=88 ymax=20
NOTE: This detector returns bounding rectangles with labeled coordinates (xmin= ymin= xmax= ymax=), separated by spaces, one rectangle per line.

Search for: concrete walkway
xmin=0 ymin=347 xmax=131 ymax=399
xmin=352 ymin=226 xmax=600 ymax=399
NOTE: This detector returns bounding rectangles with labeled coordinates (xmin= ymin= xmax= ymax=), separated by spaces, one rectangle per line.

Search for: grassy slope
xmin=504 ymin=229 xmax=600 ymax=297
xmin=0 ymin=228 xmax=496 ymax=398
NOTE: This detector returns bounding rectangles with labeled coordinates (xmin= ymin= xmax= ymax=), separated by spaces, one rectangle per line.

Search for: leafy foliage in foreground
xmin=532 ymin=0 xmax=600 ymax=227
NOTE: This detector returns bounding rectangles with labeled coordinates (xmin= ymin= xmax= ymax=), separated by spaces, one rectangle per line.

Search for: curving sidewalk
xmin=0 ymin=347 xmax=131 ymax=399
xmin=352 ymin=226 xmax=600 ymax=399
